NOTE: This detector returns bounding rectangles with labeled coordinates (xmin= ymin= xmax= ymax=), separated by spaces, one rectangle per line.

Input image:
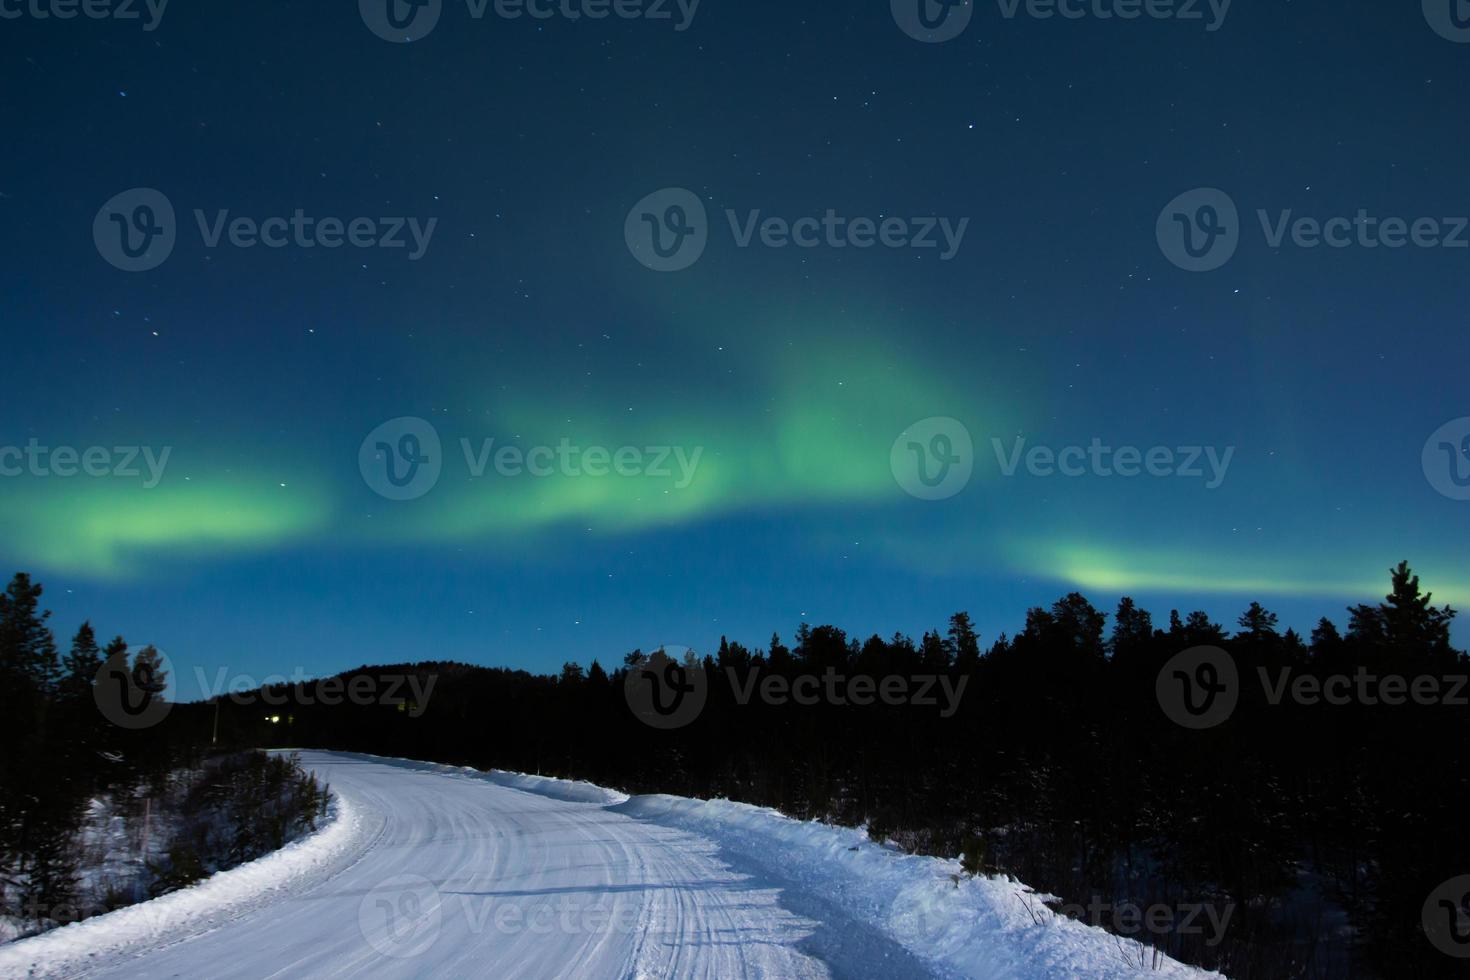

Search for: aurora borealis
xmin=3 ymin=1 xmax=1467 ymax=698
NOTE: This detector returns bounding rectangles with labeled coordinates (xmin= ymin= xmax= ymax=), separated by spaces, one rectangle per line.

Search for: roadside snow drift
xmin=0 ymin=775 xmax=357 ymax=979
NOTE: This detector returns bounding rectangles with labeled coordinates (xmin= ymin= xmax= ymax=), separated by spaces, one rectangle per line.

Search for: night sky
xmin=3 ymin=0 xmax=1467 ymax=700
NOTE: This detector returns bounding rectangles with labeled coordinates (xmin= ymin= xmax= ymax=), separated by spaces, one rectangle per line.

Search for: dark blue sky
xmin=3 ymin=0 xmax=1467 ymax=699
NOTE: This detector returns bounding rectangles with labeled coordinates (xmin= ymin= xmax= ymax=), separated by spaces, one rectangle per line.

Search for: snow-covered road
xmin=65 ymin=752 xmax=939 ymax=979
xmin=5 ymin=751 xmax=1220 ymax=979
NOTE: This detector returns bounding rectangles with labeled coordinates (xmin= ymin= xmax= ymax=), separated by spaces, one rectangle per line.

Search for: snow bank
xmin=478 ymin=769 xmax=629 ymax=806
xmin=332 ymin=750 xmax=628 ymax=805
xmin=0 ymin=786 xmax=358 ymax=979
xmin=611 ymin=795 xmax=1224 ymax=980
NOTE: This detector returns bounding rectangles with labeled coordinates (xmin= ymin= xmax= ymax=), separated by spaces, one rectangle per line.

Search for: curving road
xmin=78 ymin=751 xmax=939 ymax=979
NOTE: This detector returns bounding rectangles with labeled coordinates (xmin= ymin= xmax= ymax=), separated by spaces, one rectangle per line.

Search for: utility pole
xmin=212 ymin=696 xmax=220 ymax=746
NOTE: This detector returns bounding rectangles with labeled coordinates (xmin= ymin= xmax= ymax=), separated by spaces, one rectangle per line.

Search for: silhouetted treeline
xmin=12 ymin=564 xmax=1465 ymax=976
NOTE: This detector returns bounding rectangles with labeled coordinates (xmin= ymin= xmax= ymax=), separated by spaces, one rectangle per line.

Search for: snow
xmin=0 ymin=767 xmax=358 ymax=978
xmin=611 ymin=795 xmax=1221 ymax=979
xmin=1 ymin=751 xmax=1224 ymax=978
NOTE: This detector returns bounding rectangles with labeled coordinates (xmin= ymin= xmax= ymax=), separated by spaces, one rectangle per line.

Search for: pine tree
xmin=131 ymin=645 xmax=168 ymax=699
xmin=1182 ymin=610 xmax=1225 ymax=645
xmin=948 ymin=612 xmax=981 ymax=671
xmin=919 ymin=630 xmax=952 ymax=670
xmin=0 ymin=573 xmax=61 ymax=904
xmin=1108 ymin=597 xmax=1153 ymax=659
xmin=586 ymin=660 xmax=609 ymax=688
xmin=59 ymin=622 xmax=102 ymax=705
xmin=767 ymin=633 xmax=792 ymax=672
xmin=0 ymin=572 xmax=61 ymax=694
xmin=1347 ymin=561 xmax=1457 ymax=665
xmin=1309 ymin=617 xmax=1341 ymax=652
xmin=1236 ymin=602 xmax=1279 ymax=640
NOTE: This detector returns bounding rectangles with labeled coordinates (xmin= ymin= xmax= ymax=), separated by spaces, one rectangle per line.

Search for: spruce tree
xmin=948 ymin=612 xmax=981 ymax=671
xmin=1236 ymin=602 xmax=1279 ymax=639
xmin=59 ymin=622 xmax=102 ymax=705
